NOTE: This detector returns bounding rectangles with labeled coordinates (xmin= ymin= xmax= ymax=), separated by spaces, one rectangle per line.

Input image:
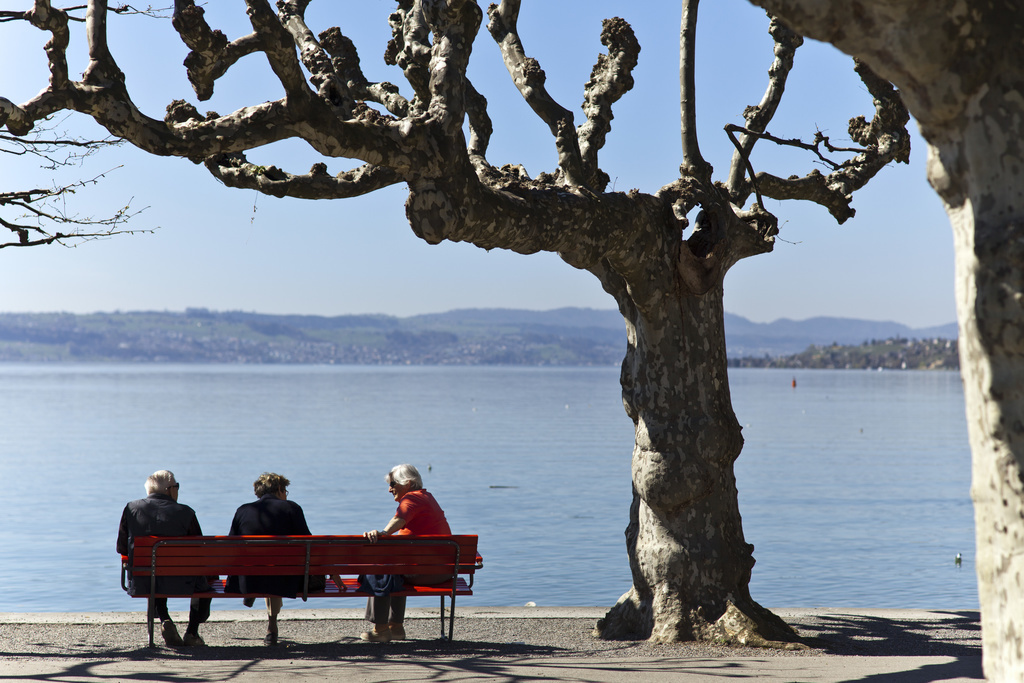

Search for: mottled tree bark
xmin=748 ymin=0 xmax=1024 ymax=678
xmin=595 ymin=280 xmax=795 ymax=644
xmin=0 ymin=0 xmax=908 ymax=645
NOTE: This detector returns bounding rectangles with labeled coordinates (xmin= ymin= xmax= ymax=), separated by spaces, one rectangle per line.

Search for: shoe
xmin=264 ymin=632 xmax=278 ymax=646
xmin=388 ymin=623 xmax=406 ymax=640
xmin=242 ymin=597 xmax=256 ymax=608
xmin=360 ymin=627 xmax=392 ymax=643
xmin=182 ymin=632 xmax=205 ymax=647
xmin=161 ymin=620 xmax=184 ymax=647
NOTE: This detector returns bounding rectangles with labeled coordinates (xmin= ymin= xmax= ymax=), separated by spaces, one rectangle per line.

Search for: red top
xmin=394 ymin=489 xmax=451 ymax=536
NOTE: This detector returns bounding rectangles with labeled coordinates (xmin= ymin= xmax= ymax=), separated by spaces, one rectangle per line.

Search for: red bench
xmin=121 ymin=534 xmax=481 ymax=646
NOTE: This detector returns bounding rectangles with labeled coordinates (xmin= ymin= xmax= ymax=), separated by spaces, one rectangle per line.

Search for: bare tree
xmin=745 ymin=0 xmax=1024 ymax=676
xmin=0 ymin=0 xmax=909 ymax=644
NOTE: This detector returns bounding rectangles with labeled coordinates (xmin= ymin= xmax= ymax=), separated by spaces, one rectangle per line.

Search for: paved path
xmin=0 ymin=607 xmax=984 ymax=682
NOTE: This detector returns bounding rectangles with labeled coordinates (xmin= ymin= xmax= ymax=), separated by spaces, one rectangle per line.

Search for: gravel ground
xmin=0 ymin=609 xmax=982 ymax=663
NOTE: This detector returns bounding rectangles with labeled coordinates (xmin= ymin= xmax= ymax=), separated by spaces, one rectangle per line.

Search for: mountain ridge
xmin=0 ymin=308 xmax=957 ymax=364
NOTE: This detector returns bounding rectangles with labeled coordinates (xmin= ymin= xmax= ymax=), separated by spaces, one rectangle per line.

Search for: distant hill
xmin=730 ymin=337 xmax=959 ymax=370
xmin=0 ymin=308 xmax=957 ymax=365
xmin=724 ymin=314 xmax=958 ymax=358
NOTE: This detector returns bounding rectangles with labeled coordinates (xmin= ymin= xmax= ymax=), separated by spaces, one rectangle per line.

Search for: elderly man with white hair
xmin=117 ymin=469 xmax=213 ymax=647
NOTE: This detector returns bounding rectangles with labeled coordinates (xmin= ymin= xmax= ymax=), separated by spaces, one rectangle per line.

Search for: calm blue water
xmin=0 ymin=365 xmax=976 ymax=613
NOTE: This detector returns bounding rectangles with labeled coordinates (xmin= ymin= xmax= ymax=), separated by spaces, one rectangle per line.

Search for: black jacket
xmin=226 ymin=494 xmax=312 ymax=598
xmin=117 ymin=493 xmax=208 ymax=596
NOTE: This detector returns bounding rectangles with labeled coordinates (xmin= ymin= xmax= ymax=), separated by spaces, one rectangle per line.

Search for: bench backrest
xmin=128 ymin=534 xmax=480 ymax=579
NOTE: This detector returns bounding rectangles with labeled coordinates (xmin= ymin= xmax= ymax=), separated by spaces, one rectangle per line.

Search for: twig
xmin=724 ymin=123 xmax=865 ymax=171
xmin=725 ymin=125 xmax=764 ymax=210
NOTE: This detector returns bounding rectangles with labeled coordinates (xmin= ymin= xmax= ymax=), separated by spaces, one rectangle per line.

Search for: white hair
xmin=145 ymin=470 xmax=176 ymax=495
xmin=387 ymin=464 xmax=422 ymax=490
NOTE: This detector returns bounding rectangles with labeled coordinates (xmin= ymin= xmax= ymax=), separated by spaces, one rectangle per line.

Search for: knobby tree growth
xmin=748 ymin=0 xmax=1024 ymax=677
xmin=0 ymin=1 xmax=910 ymax=643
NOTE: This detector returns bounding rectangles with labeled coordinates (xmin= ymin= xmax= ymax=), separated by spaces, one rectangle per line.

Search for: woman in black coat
xmin=227 ymin=472 xmax=311 ymax=645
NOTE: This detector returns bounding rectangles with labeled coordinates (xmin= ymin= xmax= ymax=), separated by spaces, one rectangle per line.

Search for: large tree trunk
xmin=746 ymin=1 xmax=1024 ymax=677
xmin=945 ymin=109 xmax=1024 ymax=681
xmin=594 ymin=283 xmax=797 ymax=645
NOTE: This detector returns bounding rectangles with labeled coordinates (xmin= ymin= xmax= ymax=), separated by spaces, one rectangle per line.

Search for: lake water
xmin=0 ymin=365 xmax=977 ymax=613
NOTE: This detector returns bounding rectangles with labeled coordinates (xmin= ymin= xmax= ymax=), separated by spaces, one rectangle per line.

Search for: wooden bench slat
xmin=132 ymin=563 xmax=464 ymax=576
xmin=134 ymin=545 xmax=472 ymax=558
xmin=142 ymin=577 xmax=475 ymax=600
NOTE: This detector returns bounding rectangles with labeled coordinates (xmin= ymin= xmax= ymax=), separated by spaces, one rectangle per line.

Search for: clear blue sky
xmin=0 ymin=0 xmax=955 ymax=328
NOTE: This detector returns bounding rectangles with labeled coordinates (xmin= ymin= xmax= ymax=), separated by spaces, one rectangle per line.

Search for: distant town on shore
xmin=0 ymin=308 xmax=959 ymax=368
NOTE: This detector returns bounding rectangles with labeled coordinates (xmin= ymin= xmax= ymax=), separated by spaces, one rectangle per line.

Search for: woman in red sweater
xmin=361 ymin=463 xmax=451 ymax=642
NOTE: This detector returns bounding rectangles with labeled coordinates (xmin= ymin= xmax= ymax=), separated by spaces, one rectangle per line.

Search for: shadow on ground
xmin=0 ymin=613 xmax=984 ymax=683
xmin=793 ymin=610 xmax=981 ymax=657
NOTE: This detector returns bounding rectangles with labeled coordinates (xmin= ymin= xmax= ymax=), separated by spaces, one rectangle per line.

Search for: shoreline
xmin=0 ymin=607 xmax=984 ymax=682
xmin=0 ymin=604 xmax=982 ymax=622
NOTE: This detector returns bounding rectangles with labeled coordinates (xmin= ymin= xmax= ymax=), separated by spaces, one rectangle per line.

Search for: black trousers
xmin=150 ymin=597 xmax=212 ymax=632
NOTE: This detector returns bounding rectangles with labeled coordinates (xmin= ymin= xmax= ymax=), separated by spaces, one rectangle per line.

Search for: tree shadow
xmin=792 ymin=610 xmax=981 ymax=657
xmin=0 ymin=639 xmax=584 ymax=683
xmin=2 ymin=636 xmax=566 ymax=662
xmin=847 ymin=657 xmax=984 ymax=682
xmin=2 ymin=648 xmax=986 ymax=683
xmin=1 ymin=613 xmax=985 ymax=682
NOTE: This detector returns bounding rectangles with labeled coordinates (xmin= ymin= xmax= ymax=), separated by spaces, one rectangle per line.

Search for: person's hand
xmin=364 ymin=529 xmax=380 ymax=543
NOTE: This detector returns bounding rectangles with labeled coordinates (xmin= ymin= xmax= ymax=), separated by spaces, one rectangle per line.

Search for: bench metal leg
xmin=147 ymin=598 xmax=156 ymax=647
xmin=438 ymin=596 xmax=446 ymax=640
xmin=448 ymin=595 xmax=456 ymax=641
xmin=437 ymin=595 xmax=456 ymax=641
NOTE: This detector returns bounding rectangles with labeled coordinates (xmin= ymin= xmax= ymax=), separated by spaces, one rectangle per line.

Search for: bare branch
xmin=82 ymin=0 xmax=125 ymax=86
xmin=204 ymin=153 xmax=403 ymax=200
xmin=278 ymin=0 xmax=363 ymax=124
xmin=487 ymin=0 xmax=587 ymax=188
xmin=848 ymin=59 xmax=911 ymax=163
xmin=578 ymin=17 xmax=640 ymax=192
xmin=725 ymin=59 xmax=910 ymax=224
xmin=0 ymin=224 xmax=148 ymax=249
xmin=107 ymin=5 xmax=173 ymax=19
xmin=172 ymin=0 xmax=262 ymax=102
xmin=751 ymin=168 xmax=857 ymax=222
xmin=464 ymin=80 xmax=492 ymax=159
xmin=421 ymin=0 xmax=480 ymax=137
xmin=726 ymin=14 xmax=803 ymax=200
xmin=725 ymin=125 xmax=765 ymax=209
xmin=726 ymin=124 xmax=856 ymax=171
xmin=0 ymin=3 xmax=74 ymax=124
xmin=0 ymin=127 xmax=120 ymax=171
xmin=319 ymin=27 xmax=400 ymax=118
xmin=242 ymin=0 xmax=315 ymax=105
xmin=24 ymin=4 xmax=174 ymax=21
xmin=385 ymin=0 xmax=432 ymax=115
xmin=0 ymin=167 xmax=152 ymax=249
xmin=679 ymin=0 xmax=710 ymax=181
